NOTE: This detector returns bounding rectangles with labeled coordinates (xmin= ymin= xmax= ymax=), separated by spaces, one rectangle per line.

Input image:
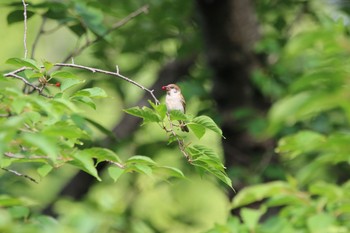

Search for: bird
xmin=162 ymin=84 xmax=189 ymax=132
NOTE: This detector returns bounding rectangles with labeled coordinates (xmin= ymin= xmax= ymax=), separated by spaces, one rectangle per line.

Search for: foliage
xmin=207 ymin=1 xmax=350 ymax=232
xmin=0 ymin=1 xmax=230 ymax=232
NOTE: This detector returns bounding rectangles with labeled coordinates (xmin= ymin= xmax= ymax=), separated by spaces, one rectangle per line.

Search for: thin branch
xmin=31 ymin=17 xmax=47 ymax=59
xmin=106 ymin=160 xmax=125 ymax=169
xmin=61 ymin=4 xmax=149 ymax=63
xmin=54 ymin=62 xmax=159 ymax=104
xmin=2 ymin=168 xmax=38 ymax=184
xmin=22 ymin=0 xmax=28 ymax=58
xmin=4 ymin=70 xmax=52 ymax=98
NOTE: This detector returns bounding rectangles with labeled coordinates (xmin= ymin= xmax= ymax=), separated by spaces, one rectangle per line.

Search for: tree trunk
xmin=195 ymin=0 xmax=271 ymax=190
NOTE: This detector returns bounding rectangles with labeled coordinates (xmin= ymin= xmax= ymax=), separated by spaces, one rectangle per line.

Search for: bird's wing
xmin=181 ymin=95 xmax=186 ymax=113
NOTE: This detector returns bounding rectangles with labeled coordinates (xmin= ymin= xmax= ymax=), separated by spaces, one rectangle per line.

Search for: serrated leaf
xmin=60 ymin=78 xmax=85 ymax=92
xmin=71 ymin=151 xmax=101 ymax=181
xmin=192 ymin=116 xmax=224 ymax=138
xmin=50 ymin=70 xmax=79 ymax=79
xmin=6 ymin=58 xmax=40 ymax=70
xmin=73 ymin=87 xmax=107 ymax=98
xmin=126 ymin=155 xmax=156 ymax=166
xmin=108 ymin=166 xmax=124 ymax=182
xmin=37 ymin=164 xmax=53 ymax=177
xmin=169 ymin=110 xmax=188 ymax=121
xmin=187 ymin=123 xmax=206 ymax=139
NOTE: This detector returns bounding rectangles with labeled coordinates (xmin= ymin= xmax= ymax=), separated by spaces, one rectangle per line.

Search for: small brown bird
xmin=162 ymin=84 xmax=189 ymax=132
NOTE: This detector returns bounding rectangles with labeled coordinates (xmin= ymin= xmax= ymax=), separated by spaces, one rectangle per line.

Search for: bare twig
xmin=61 ymin=4 xmax=149 ymax=63
xmin=54 ymin=62 xmax=159 ymax=104
xmin=4 ymin=69 xmax=52 ymax=98
xmin=106 ymin=160 xmax=125 ymax=169
xmin=22 ymin=0 xmax=28 ymax=58
xmin=31 ymin=18 xmax=47 ymax=59
xmin=2 ymin=168 xmax=38 ymax=184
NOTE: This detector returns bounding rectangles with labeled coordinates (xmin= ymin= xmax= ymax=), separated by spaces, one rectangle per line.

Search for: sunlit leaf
xmin=108 ymin=166 xmax=124 ymax=182
xmin=192 ymin=115 xmax=224 ymax=138
xmin=187 ymin=123 xmax=206 ymax=139
xmin=6 ymin=58 xmax=40 ymax=70
xmin=73 ymin=87 xmax=107 ymax=98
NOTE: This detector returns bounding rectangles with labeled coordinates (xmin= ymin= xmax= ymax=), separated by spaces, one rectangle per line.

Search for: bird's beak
xmin=161 ymin=86 xmax=168 ymax=91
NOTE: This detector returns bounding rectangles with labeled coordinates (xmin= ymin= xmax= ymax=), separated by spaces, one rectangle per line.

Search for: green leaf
xmin=43 ymin=61 xmax=54 ymax=72
xmin=7 ymin=10 xmax=35 ymax=24
xmin=232 ymin=181 xmax=294 ymax=209
xmin=71 ymin=151 xmax=101 ymax=181
xmin=21 ymin=133 xmax=59 ymax=160
xmin=73 ymin=87 xmax=107 ymax=98
xmin=192 ymin=116 xmax=224 ymax=138
xmin=70 ymin=96 xmax=96 ymax=109
xmin=133 ymin=164 xmax=153 ymax=176
xmin=37 ymin=164 xmax=53 ymax=177
xmin=126 ymin=155 xmax=157 ymax=166
xmin=84 ymin=117 xmax=117 ymax=140
xmin=108 ymin=166 xmax=124 ymax=182
xmin=187 ymin=123 xmax=206 ymax=139
xmin=307 ymin=213 xmax=335 ymax=233
xmin=275 ymin=131 xmax=326 ymax=159
xmin=155 ymin=166 xmax=185 ymax=178
xmin=60 ymin=78 xmax=85 ymax=92
xmin=50 ymin=70 xmax=79 ymax=79
xmin=169 ymin=110 xmax=188 ymax=121
xmin=187 ymin=145 xmax=232 ymax=189
xmin=9 ymin=206 xmax=30 ymax=219
xmin=6 ymin=58 xmax=40 ymax=70
xmin=75 ymin=3 xmax=107 ymax=36
xmin=241 ymin=207 xmax=266 ymax=231
xmin=149 ymin=101 xmax=167 ymax=120
xmin=124 ymin=106 xmax=162 ymax=123
xmin=81 ymin=148 xmax=122 ymax=164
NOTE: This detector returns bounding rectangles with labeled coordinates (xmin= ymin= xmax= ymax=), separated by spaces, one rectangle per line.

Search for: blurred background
xmin=1 ymin=0 xmax=350 ymax=232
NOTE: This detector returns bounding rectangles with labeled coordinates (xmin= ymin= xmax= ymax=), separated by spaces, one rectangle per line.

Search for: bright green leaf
xmin=60 ymin=78 xmax=85 ymax=92
xmin=126 ymin=155 xmax=157 ymax=166
xmin=6 ymin=58 xmax=40 ymax=70
xmin=50 ymin=70 xmax=79 ymax=79
xmin=71 ymin=151 xmax=101 ymax=181
xmin=71 ymin=96 xmax=96 ymax=109
xmin=232 ymin=181 xmax=294 ymax=209
xmin=169 ymin=110 xmax=188 ymax=121
xmin=241 ymin=207 xmax=266 ymax=231
xmin=21 ymin=133 xmax=59 ymax=160
xmin=108 ymin=166 xmax=124 ymax=182
xmin=9 ymin=206 xmax=30 ymax=219
xmin=192 ymin=115 xmax=224 ymax=138
xmin=37 ymin=164 xmax=53 ymax=177
xmin=187 ymin=123 xmax=206 ymax=139
xmin=81 ymin=147 xmax=122 ymax=164
xmin=73 ymin=87 xmax=107 ymax=98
